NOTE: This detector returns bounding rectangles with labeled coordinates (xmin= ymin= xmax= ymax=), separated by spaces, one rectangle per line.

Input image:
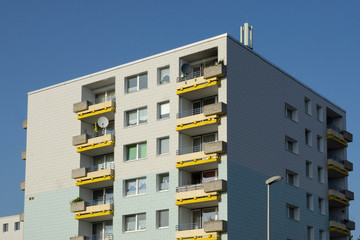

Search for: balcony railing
xmin=328 ymin=154 xmax=344 ymax=164
xmin=177 ymin=69 xmax=204 ymax=82
xmin=329 ymin=185 xmax=345 ymax=193
xmin=176 ymin=222 xmax=203 ymax=231
xmin=86 ymin=198 xmax=113 ymax=206
xmin=177 ymin=107 xmax=204 ymax=118
xmin=93 ymin=95 xmax=116 ymax=105
xmin=176 ymin=184 xmax=204 ymax=193
xmin=330 ymin=216 xmax=345 ymax=223
xmin=86 ymin=162 xmax=114 ymax=173
xmin=177 ymin=145 xmax=203 ymax=155
xmin=327 ymin=124 xmax=343 ymax=133
xmin=88 ymin=233 xmax=113 ymax=240
xmin=87 ymin=129 xmax=115 ymax=139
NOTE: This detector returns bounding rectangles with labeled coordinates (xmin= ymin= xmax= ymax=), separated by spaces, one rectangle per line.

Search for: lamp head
xmin=265 ymin=176 xmax=283 ymax=185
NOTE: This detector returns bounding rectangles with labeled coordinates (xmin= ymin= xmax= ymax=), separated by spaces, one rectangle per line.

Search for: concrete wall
xmin=226 ymin=36 xmax=347 ymax=240
xmin=0 ymin=214 xmax=23 ymax=240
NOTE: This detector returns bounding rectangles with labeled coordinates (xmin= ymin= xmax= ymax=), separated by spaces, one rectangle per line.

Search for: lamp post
xmin=265 ymin=176 xmax=283 ymax=240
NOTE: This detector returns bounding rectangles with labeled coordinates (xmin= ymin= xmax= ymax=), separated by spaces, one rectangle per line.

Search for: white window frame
xmin=305 ymin=98 xmax=312 ymax=115
xmin=125 ymin=73 xmax=148 ymax=93
xmin=124 ymin=213 xmax=146 ymax=232
xmin=319 ymin=229 xmax=325 ymax=240
xmin=305 ymin=129 xmax=312 ymax=147
xmin=158 ymin=66 xmax=170 ymax=85
xmin=14 ymin=222 xmax=20 ymax=231
xmin=306 ymin=161 xmax=313 ymax=179
xmin=124 ymin=177 xmax=146 ymax=197
xmin=125 ymin=142 xmax=147 ymax=161
xmin=158 ymin=101 xmax=170 ymax=119
xmin=126 ymin=107 xmax=147 ymax=126
xmin=157 ymin=209 xmax=170 ymax=229
xmin=307 ymin=226 xmax=314 ymax=240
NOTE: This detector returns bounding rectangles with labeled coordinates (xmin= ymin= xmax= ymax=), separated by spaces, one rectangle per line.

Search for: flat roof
xmin=28 ymin=33 xmax=345 ymax=112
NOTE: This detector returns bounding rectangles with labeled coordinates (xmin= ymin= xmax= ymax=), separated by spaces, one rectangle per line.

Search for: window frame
xmin=125 ymin=73 xmax=148 ymax=93
xmin=158 ymin=101 xmax=170 ymax=120
xmin=157 ymin=137 xmax=169 ymax=155
xmin=14 ymin=222 xmax=20 ymax=231
xmin=306 ymin=161 xmax=313 ymax=179
xmin=305 ymin=98 xmax=312 ymax=115
xmin=157 ymin=173 xmax=169 ymax=192
xmin=3 ymin=223 xmax=8 ymax=232
xmin=158 ymin=66 xmax=170 ymax=85
xmin=317 ymin=166 xmax=325 ymax=184
xmin=124 ymin=177 xmax=147 ymax=197
xmin=124 ymin=213 xmax=146 ymax=232
xmin=286 ymin=204 xmax=300 ymax=221
xmin=318 ymin=198 xmax=325 ymax=215
xmin=157 ymin=209 xmax=170 ymax=229
xmin=316 ymin=135 xmax=324 ymax=153
xmin=286 ymin=170 xmax=299 ymax=187
xmin=305 ymin=129 xmax=312 ymax=147
xmin=285 ymin=136 xmax=298 ymax=154
xmin=125 ymin=142 xmax=147 ymax=161
xmin=316 ymin=105 xmax=323 ymax=122
xmin=285 ymin=103 xmax=298 ymax=122
xmin=306 ymin=193 xmax=314 ymax=211
xmin=125 ymin=107 xmax=147 ymax=126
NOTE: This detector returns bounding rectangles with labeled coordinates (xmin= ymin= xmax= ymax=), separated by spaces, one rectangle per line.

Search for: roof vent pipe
xmin=240 ymin=23 xmax=253 ymax=49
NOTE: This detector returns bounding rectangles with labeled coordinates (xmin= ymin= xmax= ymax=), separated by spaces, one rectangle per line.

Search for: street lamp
xmin=265 ymin=176 xmax=283 ymax=240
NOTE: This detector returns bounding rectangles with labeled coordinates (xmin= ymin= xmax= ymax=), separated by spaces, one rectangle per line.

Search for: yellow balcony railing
xmin=327 ymin=158 xmax=349 ymax=177
xmin=329 ymin=220 xmax=351 ymax=237
xmin=73 ymin=133 xmax=115 ymax=156
xmin=74 ymin=100 xmax=115 ymax=122
xmin=74 ymin=203 xmax=113 ymax=221
xmin=72 ymin=168 xmax=114 ymax=189
xmin=328 ymin=189 xmax=350 ymax=207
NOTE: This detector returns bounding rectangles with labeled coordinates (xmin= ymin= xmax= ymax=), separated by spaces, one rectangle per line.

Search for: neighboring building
xmin=21 ymin=32 xmax=354 ymax=240
xmin=0 ymin=214 xmax=23 ymax=240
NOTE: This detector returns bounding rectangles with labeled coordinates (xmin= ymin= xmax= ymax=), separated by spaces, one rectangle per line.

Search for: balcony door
xmin=192 ymin=96 xmax=217 ymax=113
xmin=192 ymin=133 xmax=217 ymax=151
xmin=191 ymin=169 xmax=217 ymax=185
xmin=191 ymin=207 xmax=218 ymax=228
xmin=92 ymin=220 xmax=113 ymax=240
xmin=94 ymin=153 xmax=114 ymax=171
xmin=93 ymin=188 xmax=113 ymax=205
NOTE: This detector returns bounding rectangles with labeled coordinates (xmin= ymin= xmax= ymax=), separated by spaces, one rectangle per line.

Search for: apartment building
xmin=21 ymin=33 xmax=354 ymax=240
xmin=0 ymin=214 xmax=23 ymax=240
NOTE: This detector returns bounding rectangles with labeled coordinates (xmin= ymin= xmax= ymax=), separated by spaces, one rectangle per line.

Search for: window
xmin=125 ymin=213 xmax=146 ymax=232
xmin=306 ymin=161 xmax=313 ymax=179
xmin=126 ymin=73 xmax=148 ymax=93
xmin=158 ymin=137 xmax=169 ymax=155
xmin=306 ymin=193 xmax=313 ymax=211
xmin=157 ymin=210 xmax=169 ymax=228
xmin=287 ymin=204 xmax=300 ymax=221
xmin=305 ymin=98 xmax=311 ymax=115
xmin=317 ymin=136 xmax=324 ymax=152
xmin=158 ymin=67 xmax=170 ymax=84
xmin=125 ymin=178 xmax=146 ymax=196
xmin=125 ymin=142 xmax=147 ymax=161
xmin=318 ymin=198 xmax=325 ymax=215
xmin=14 ymin=222 xmax=20 ymax=231
xmin=317 ymin=167 xmax=324 ymax=183
xmin=305 ymin=129 xmax=312 ymax=147
xmin=158 ymin=173 xmax=169 ymax=191
xmin=286 ymin=170 xmax=299 ymax=187
xmin=285 ymin=136 xmax=298 ymax=154
xmin=319 ymin=230 xmax=325 ymax=240
xmin=316 ymin=105 xmax=323 ymax=122
xmin=158 ymin=101 xmax=170 ymax=119
xmin=285 ymin=104 xmax=298 ymax=122
xmin=307 ymin=226 xmax=314 ymax=240
xmin=126 ymin=108 xmax=147 ymax=126
xmin=3 ymin=223 xmax=8 ymax=232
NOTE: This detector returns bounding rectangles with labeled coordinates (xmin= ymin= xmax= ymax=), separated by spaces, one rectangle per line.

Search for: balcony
xmin=74 ymin=96 xmax=115 ymax=123
xmin=176 ymin=63 xmax=226 ymax=99
xmin=73 ymin=130 xmax=115 ymax=156
xmin=71 ymin=199 xmax=114 ymax=222
xmin=326 ymin=125 xmax=353 ymax=149
xmin=176 ymin=141 xmax=226 ymax=170
xmin=175 ymin=180 xmax=227 ymax=208
xmin=175 ymin=220 xmax=227 ymax=240
xmin=176 ymin=103 xmax=226 ymax=135
xmin=329 ymin=217 xmax=354 ymax=237
xmin=328 ymin=185 xmax=354 ymax=207
xmin=72 ymin=163 xmax=114 ymax=189
xmin=327 ymin=155 xmax=352 ymax=178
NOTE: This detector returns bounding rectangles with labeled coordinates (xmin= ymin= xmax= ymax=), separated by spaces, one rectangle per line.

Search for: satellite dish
xmin=97 ymin=116 xmax=109 ymax=128
xmin=181 ymin=63 xmax=191 ymax=75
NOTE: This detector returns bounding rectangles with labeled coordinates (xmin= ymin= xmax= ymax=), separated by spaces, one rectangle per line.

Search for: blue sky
xmin=0 ymin=0 xmax=359 ymax=236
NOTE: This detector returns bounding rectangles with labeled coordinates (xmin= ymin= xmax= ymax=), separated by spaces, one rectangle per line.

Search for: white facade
xmin=0 ymin=214 xmax=23 ymax=240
